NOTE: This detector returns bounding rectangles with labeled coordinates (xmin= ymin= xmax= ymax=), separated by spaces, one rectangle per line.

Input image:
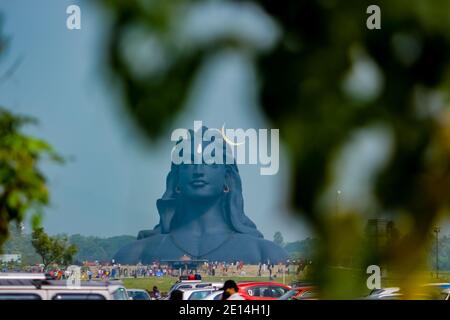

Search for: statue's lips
xmin=190 ymin=180 xmax=208 ymax=187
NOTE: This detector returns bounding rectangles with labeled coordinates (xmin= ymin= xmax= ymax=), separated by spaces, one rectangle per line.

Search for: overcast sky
xmin=0 ymin=0 xmax=311 ymax=242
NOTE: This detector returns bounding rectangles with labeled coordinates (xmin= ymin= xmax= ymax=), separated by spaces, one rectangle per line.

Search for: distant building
xmin=161 ymin=255 xmax=208 ymax=274
xmin=0 ymin=253 xmax=22 ymax=264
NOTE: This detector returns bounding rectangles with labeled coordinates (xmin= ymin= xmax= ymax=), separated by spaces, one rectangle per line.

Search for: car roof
xmin=174 ymin=281 xmax=219 ymax=287
xmin=180 ymin=287 xmax=216 ymax=292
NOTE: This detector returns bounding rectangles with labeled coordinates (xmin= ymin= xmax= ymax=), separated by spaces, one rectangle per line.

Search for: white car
xmin=0 ymin=273 xmax=128 ymax=300
xmin=167 ymin=281 xmax=223 ymax=296
xmin=366 ymin=287 xmax=401 ymax=300
xmin=180 ymin=288 xmax=218 ymax=300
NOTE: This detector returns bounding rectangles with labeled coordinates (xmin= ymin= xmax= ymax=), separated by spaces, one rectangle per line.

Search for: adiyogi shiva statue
xmin=114 ymin=127 xmax=288 ymax=264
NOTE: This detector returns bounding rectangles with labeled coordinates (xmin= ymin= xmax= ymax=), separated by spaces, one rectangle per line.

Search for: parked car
xmin=167 ymin=280 xmax=223 ymax=297
xmin=127 ymin=289 xmax=151 ymax=300
xmin=237 ymin=281 xmax=291 ymax=300
xmin=0 ymin=273 xmax=128 ymax=300
xmin=179 ymin=288 xmax=218 ymax=300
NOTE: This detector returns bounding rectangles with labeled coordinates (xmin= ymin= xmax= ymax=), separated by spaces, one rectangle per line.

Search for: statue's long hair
xmin=147 ymin=127 xmax=263 ymax=239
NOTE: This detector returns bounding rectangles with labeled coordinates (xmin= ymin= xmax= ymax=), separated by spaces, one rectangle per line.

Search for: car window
xmin=196 ymin=283 xmax=212 ymax=288
xmin=213 ymin=293 xmax=223 ymax=300
xmin=188 ymin=290 xmax=213 ymax=300
xmin=262 ymin=287 xmax=275 ymax=297
xmin=0 ymin=293 xmax=42 ymax=300
xmin=249 ymin=286 xmax=288 ymax=298
xmin=246 ymin=287 xmax=258 ymax=297
xmin=52 ymin=293 xmax=106 ymax=300
xmin=178 ymin=285 xmax=193 ymax=289
xmin=271 ymin=286 xmax=289 ymax=298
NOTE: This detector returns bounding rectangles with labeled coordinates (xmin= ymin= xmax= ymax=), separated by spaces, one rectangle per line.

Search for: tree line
xmin=3 ymin=225 xmax=134 ymax=266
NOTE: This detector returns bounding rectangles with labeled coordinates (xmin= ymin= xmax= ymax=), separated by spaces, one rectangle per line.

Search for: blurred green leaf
xmin=0 ymin=107 xmax=62 ymax=251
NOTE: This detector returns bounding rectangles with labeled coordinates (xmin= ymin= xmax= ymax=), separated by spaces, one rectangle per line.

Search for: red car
xmin=237 ymin=281 xmax=291 ymax=300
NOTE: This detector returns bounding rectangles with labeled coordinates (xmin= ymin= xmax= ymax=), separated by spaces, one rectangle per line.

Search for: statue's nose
xmin=192 ymin=164 xmax=204 ymax=176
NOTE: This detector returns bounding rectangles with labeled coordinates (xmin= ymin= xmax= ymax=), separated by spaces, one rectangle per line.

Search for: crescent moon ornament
xmin=220 ymin=124 xmax=246 ymax=146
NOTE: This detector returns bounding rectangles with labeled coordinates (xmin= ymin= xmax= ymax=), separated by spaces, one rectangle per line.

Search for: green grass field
xmin=122 ymin=275 xmax=298 ymax=293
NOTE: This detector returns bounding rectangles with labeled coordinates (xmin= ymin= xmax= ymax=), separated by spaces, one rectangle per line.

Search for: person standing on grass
xmin=152 ymin=286 xmax=161 ymax=299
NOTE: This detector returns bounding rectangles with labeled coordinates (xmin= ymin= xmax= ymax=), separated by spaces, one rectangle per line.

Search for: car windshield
xmin=129 ymin=291 xmax=150 ymax=300
xmin=112 ymin=287 xmax=129 ymax=300
xmin=247 ymin=286 xmax=287 ymax=298
xmin=178 ymin=285 xmax=193 ymax=289
xmin=271 ymin=286 xmax=289 ymax=297
xmin=279 ymin=289 xmax=298 ymax=300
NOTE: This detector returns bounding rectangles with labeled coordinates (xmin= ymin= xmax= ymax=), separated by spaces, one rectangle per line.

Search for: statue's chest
xmin=168 ymin=233 xmax=234 ymax=258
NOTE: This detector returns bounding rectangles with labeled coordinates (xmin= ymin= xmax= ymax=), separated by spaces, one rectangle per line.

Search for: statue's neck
xmin=172 ymin=196 xmax=232 ymax=236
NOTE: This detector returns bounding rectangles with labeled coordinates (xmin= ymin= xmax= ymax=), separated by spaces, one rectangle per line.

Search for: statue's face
xmin=178 ymin=163 xmax=226 ymax=199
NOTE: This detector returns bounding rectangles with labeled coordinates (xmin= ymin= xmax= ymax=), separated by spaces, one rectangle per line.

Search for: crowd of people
xmin=203 ymin=260 xmax=245 ymax=276
xmin=81 ymin=262 xmax=175 ymax=280
xmin=3 ymin=259 xmax=312 ymax=282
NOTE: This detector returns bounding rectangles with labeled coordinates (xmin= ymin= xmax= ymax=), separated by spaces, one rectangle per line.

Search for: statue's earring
xmin=175 ymin=186 xmax=181 ymax=194
xmin=223 ymin=184 xmax=230 ymax=193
